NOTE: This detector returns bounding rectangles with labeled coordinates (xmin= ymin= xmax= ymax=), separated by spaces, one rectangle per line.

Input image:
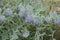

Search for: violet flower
xmin=0 ymin=16 xmax=6 ymax=22
xmin=55 ymin=18 xmax=60 ymax=25
xmin=45 ymin=17 xmax=52 ymax=23
xmin=6 ymin=8 xmax=13 ymax=16
xmin=25 ymin=15 xmax=32 ymax=23
xmin=19 ymin=8 xmax=29 ymax=19
xmin=51 ymin=11 xmax=57 ymax=17
xmin=33 ymin=18 xmax=40 ymax=25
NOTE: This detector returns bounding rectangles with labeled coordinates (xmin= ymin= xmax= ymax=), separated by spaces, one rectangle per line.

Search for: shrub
xmin=0 ymin=0 xmax=60 ymax=40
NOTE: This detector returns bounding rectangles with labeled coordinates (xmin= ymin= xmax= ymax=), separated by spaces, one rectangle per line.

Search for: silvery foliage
xmin=22 ymin=31 xmax=30 ymax=38
xmin=34 ymin=31 xmax=46 ymax=40
xmin=0 ymin=8 xmax=2 ymax=13
xmin=18 ymin=3 xmax=23 ymax=11
xmin=0 ymin=0 xmax=58 ymax=40
xmin=11 ymin=32 xmax=18 ymax=40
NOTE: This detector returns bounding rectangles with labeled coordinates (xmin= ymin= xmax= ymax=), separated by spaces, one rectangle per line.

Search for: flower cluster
xmin=0 ymin=6 xmax=59 ymax=25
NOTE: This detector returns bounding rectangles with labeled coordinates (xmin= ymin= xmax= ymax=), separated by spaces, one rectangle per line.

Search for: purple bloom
xmin=55 ymin=18 xmax=60 ymax=25
xmin=0 ymin=16 xmax=6 ymax=22
xmin=6 ymin=8 xmax=13 ymax=16
xmin=45 ymin=17 xmax=51 ymax=23
xmin=22 ymin=31 xmax=30 ymax=38
xmin=19 ymin=8 xmax=29 ymax=19
xmin=25 ymin=15 xmax=32 ymax=23
xmin=33 ymin=18 xmax=40 ymax=25
xmin=21 ymin=8 xmax=29 ymax=15
xmin=51 ymin=11 xmax=57 ymax=17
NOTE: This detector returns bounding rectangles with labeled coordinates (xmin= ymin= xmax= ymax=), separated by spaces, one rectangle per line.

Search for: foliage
xmin=0 ymin=0 xmax=60 ymax=40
